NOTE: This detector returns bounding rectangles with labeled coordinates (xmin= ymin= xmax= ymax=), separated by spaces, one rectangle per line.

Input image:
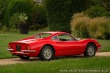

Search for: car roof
xmin=41 ymin=31 xmax=67 ymax=35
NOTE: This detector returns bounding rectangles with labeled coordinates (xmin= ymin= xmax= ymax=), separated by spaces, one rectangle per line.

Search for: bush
xmin=71 ymin=13 xmax=110 ymax=39
xmin=105 ymin=11 xmax=110 ymax=17
xmin=9 ymin=13 xmax=28 ymax=29
xmin=85 ymin=6 xmax=106 ymax=18
xmin=71 ymin=13 xmax=90 ymax=38
xmin=89 ymin=17 xmax=110 ymax=39
xmin=31 ymin=4 xmax=47 ymax=30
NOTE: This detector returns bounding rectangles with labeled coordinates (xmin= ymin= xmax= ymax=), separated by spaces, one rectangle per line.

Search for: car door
xmin=57 ymin=34 xmax=84 ymax=55
xmin=65 ymin=41 xmax=84 ymax=55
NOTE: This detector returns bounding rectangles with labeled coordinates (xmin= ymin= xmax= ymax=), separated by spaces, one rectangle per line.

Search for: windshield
xmin=34 ymin=33 xmax=52 ymax=39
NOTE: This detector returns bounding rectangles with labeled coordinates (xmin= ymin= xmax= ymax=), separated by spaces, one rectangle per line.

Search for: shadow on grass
xmin=19 ymin=55 xmax=85 ymax=62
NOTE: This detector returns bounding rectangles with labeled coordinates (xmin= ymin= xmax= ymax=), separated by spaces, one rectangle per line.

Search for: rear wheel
xmin=84 ymin=44 xmax=96 ymax=57
xmin=39 ymin=46 xmax=54 ymax=61
xmin=19 ymin=56 xmax=30 ymax=60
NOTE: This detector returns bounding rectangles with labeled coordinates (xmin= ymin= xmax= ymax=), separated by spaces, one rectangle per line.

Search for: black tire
xmin=84 ymin=44 xmax=96 ymax=57
xmin=39 ymin=46 xmax=54 ymax=61
xmin=19 ymin=56 xmax=30 ymax=60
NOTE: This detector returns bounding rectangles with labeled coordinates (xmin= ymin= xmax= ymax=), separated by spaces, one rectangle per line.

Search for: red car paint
xmin=8 ymin=32 xmax=101 ymax=57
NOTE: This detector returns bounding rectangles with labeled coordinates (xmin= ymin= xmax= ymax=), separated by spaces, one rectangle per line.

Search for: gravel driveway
xmin=0 ymin=52 xmax=110 ymax=65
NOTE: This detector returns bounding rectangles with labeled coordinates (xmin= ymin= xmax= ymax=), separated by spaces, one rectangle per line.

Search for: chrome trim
xmin=7 ymin=49 xmax=14 ymax=51
xmin=21 ymin=50 xmax=36 ymax=52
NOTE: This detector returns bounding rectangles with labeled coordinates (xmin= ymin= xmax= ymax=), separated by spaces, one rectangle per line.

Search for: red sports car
xmin=8 ymin=32 xmax=101 ymax=61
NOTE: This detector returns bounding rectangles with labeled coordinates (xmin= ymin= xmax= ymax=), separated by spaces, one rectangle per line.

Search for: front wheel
xmin=39 ymin=46 xmax=54 ymax=61
xmin=84 ymin=44 xmax=96 ymax=57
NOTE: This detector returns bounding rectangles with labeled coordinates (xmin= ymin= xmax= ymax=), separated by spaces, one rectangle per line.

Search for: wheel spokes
xmin=43 ymin=48 xmax=52 ymax=59
xmin=87 ymin=46 xmax=94 ymax=56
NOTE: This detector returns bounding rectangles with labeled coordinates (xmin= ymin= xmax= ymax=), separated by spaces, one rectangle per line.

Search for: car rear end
xmin=8 ymin=42 xmax=37 ymax=57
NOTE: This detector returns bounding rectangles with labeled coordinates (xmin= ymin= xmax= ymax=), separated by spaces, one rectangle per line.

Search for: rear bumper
xmin=7 ymin=49 xmax=14 ymax=51
xmin=11 ymin=51 xmax=29 ymax=55
xmin=7 ymin=49 xmax=36 ymax=55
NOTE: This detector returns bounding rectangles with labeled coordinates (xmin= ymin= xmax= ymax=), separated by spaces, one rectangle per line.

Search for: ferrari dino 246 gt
xmin=8 ymin=32 xmax=101 ymax=61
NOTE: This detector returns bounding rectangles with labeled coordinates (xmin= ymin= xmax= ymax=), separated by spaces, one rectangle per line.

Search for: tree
xmin=0 ymin=0 xmax=5 ymax=18
xmin=44 ymin=0 xmax=92 ymax=33
xmin=31 ymin=4 xmax=47 ymax=30
xmin=85 ymin=6 xmax=106 ymax=18
xmin=101 ymin=0 xmax=110 ymax=11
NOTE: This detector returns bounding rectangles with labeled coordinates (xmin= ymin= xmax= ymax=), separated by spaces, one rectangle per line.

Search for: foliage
xmin=0 ymin=25 xmax=8 ymax=32
xmin=44 ymin=0 xmax=94 ymax=33
xmin=71 ymin=13 xmax=110 ymax=39
xmin=44 ymin=0 xmax=73 ymax=33
xmin=105 ymin=11 xmax=110 ymax=17
xmin=9 ymin=13 xmax=28 ymax=29
xmin=4 ymin=0 xmax=33 ymax=28
xmin=101 ymin=0 xmax=110 ymax=11
xmin=71 ymin=13 xmax=90 ymax=38
xmin=71 ymin=0 xmax=92 ymax=13
xmin=89 ymin=17 xmax=110 ymax=39
xmin=85 ymin=6 xmax=107 ymax=18
xmin=0 ymin=0 xmax=6 ymax=18
xmin=31 ymin=4 xmax=47 ymax=30
xmin=18 ymin=13 xmax=28 ymax=24
xmin=89 ymin=0 xmax=101 ymax=6
xmin=0 ymin=0 xmax=6 ymax=29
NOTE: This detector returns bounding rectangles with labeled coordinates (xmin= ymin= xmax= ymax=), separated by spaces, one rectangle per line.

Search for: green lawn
xmin=0 ymin=30 xmax=110 ymax=59
xmin=98 ymin=40 xmax=110 ymax=52
xmin=0 ymin=57 xmax=110 ymax=73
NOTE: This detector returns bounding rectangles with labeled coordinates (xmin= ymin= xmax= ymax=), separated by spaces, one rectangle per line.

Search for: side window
xmin=58 ymin=34 xmax=74 ymax=41
xmin=51 ymin=36 xmax=59 ymax=41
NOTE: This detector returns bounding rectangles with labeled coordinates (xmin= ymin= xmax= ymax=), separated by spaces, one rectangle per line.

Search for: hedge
xmin=71 ymin=13 xmax=110 ymax=39
xmin=44 ymin=0 xmax=91 ymax=33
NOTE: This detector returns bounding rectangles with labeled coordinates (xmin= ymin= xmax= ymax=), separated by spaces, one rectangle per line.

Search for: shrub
xmin=9 ymin=13 xmax=28 ymax=28
xmin=71 ymin=12 xmax=110 ymax=39
xmin=71 ymin=13 xmax=90 ymax=38
xmin=89 ymin=17 xmax=110 ymax=39
xmin=85 ymin=6 xmax=106 ymax=18
xmin=105 ymin=11 xmax=110 ymax=17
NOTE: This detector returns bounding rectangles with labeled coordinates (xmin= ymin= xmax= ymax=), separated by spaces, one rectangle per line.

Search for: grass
xmin=98 ymin=40 xmax=110 ymax=52
xmin=0 ymin=57 xmax=110 ymax=73
xmin=0 ymin=28 xmax=110 ymax=59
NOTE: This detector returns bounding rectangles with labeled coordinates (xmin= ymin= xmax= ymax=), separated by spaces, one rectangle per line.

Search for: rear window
xmin=35 ymin=33 xmax=51 ymax=39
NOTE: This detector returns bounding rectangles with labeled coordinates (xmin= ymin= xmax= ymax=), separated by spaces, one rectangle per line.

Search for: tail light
xmin=8 ymin=45 xmax=11 ymax=48
xmin=26 ymin=46 xmax=31 ymax=50
xmin=8 ymin=45 xmax=13 ymax=49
